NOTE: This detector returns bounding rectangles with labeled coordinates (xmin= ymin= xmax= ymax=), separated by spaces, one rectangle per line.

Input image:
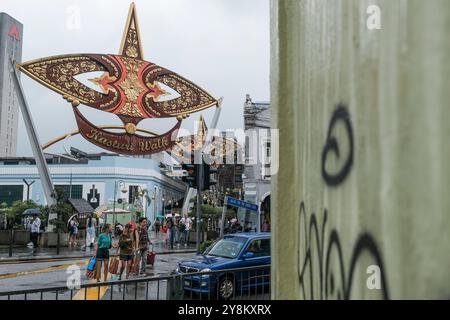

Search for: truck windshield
xmin=206 ymin=237 xmax=247 ymax=259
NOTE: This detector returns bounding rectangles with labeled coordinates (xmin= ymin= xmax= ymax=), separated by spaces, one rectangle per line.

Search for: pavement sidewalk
xmin=0 ymin=237 xmax=197 ymax=263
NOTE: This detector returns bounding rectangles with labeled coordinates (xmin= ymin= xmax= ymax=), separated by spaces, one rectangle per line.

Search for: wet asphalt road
xmin=0 ymin=253 xmax=193 ymax=295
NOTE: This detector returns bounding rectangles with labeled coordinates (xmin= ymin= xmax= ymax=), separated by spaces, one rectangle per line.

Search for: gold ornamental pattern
xmin=146 ymin=74 xmax=215 ymax=116
xmin=118 ymin=57 xmax=146 ymax=117
xmin=23 ymin=56 xmax=105 ymax=104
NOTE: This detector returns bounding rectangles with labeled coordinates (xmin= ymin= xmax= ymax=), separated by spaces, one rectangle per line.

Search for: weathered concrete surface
xmin=271 ymin=0 xmax=450 ymax=299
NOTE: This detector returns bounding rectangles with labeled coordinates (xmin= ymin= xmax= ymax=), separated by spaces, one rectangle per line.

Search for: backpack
xmin=179 ymin=221 xmax=186 ymax=233
xmin=39 ymin=221 xmax=46 ymax=233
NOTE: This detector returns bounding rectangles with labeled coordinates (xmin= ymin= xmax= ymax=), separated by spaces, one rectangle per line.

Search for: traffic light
xmin=203 ymin=163 xmax=217 ymax=191
xmin=182 ymin=163 xmax=197 ymax=188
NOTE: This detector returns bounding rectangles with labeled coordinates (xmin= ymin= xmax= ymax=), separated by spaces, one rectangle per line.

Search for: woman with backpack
xmin=118 ymin=224 xmax=135 ymax=280
xmin=68 ymin=215 xmax=79 ymax=249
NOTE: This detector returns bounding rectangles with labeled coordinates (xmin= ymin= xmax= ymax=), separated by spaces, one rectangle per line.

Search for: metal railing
xmin=0 ymin=264 xmax=271 ymax=300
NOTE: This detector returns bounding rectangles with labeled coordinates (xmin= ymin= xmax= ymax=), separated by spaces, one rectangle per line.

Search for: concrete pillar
xmin=271 ymin=0 xmax=450 ymax=299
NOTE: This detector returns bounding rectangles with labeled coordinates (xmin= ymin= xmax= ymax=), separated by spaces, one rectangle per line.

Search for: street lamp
xmin=111 ymin=180 xmax=126 ymax=225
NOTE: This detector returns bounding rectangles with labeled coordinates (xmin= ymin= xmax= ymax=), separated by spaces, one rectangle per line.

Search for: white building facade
xmin=243 ymin=94 xmax=271 ymax=225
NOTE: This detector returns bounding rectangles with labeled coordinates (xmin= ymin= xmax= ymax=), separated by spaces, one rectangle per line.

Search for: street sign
xmin=220 ymin=196 xmax=260 ymax=237
xmin=224 ymin=196 xmax=258 ymax=211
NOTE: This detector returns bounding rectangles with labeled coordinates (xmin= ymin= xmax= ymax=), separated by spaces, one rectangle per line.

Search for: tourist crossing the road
xmin=94 ymin=224 xmax=116 ymax=282
xmin=135 ymin=217 xmax=151 ymax=276
xmin=118 ymin=224 xmax=135 ymax=280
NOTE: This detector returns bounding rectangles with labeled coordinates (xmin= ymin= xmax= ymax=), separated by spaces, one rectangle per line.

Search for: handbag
xmin=86 ymin=270 xmax=95 ymax=279
xmin=87 ymin=257 xmax=97 ymax=271
xmin=147 ymin=251 xmax=156 ymax=266
xmin=94 ymin=260 xmax=103 ymax=279
xmin=131 ymin=255 xmax=141 ymax=274
xmin=109 ymin=256 xmax=120 ymax=275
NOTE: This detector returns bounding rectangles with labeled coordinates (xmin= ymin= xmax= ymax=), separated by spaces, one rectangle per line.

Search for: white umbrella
xmin=67 ymin=214 xmax=78 ymax=224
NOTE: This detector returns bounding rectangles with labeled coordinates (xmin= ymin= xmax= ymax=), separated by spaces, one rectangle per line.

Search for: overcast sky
xmin=1 ymin=0 xmax=269 ymax=156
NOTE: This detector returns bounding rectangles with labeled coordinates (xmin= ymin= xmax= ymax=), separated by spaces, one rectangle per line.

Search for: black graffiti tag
xmin=321 ymin=105 xmax=354 ymax=186
xmin=297 ymin=202 xmax=390 ymax=300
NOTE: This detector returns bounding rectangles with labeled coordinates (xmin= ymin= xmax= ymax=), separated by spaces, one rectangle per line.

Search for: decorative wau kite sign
xmin=18 ymin=3 xmax=218 ymax=156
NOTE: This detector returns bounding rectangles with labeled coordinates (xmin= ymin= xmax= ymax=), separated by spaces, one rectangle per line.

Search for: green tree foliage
xmin=188 ymin=205 xmax=238 ymax=232
xmin=200 ymin=240 xmax=214 ymax=253
xmin=44 ymin=188 xmax=74 ymax=233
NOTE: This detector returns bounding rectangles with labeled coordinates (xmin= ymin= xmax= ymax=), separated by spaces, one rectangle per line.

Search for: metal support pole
xmin=23 ymin=179 xmax=35 ymax=201
xmin=195 ymin=150 xmax=204 ymax=255
xmin=10 ymin=59 xmax=56 ymax=210
xmin=8 ymin=229 xmax=13 ymax=257
xmin=257 ymin=201 xmax=262 ymax=233
xmin=111 ymin=181 xmax=117 ymax=226
xmin=220 ymin=197 xmax=227 ymax=238
xmin=56 ymin=229 xmax=60 ymax=255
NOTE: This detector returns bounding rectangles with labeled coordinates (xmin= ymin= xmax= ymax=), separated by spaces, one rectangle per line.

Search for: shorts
xmin=120 ymin=255 xmax=133 ymax=262
xmin=96 ymin=248 xmax=110 ymax=260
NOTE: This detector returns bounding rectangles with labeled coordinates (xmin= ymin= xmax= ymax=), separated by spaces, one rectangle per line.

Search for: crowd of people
xmin=156 ymin=213 xmax=193 ymax=250
xmin=93 ymin=217 xmax=151 ymax=282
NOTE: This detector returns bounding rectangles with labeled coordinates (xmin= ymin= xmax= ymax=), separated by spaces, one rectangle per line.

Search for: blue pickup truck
xmin=175 ymin=232 xmax=271 ymax=299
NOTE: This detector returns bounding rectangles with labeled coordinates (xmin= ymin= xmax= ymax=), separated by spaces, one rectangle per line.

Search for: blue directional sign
xmin=225 ymin=196 xmax=258 ymax=211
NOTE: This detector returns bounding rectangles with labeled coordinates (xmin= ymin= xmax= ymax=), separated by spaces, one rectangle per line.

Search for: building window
xmin=55 ymin=185 xmax=83 ymax=200
xmin=0 ymin=185 xmax=24 ymax=206
xmin=129 ymin=185 xmax=139 ymax=204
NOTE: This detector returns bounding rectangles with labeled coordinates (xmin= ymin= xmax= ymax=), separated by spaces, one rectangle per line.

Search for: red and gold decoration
xmin=18 ymin=3 xmax=219 ymax=156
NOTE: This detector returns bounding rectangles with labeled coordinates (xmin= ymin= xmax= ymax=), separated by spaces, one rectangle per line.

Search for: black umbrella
xmin=22 ymin=208 xmax=41 ymax=216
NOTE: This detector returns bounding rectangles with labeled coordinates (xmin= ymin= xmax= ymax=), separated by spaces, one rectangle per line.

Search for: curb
xmin=0 ymin=249 xmax=197 ymax=264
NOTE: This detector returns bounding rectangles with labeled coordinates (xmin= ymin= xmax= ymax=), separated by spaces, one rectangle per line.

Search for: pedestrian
xmin=68 ymin=215 xmax=79 ymax=249
xmin=166 ymin=215 xmax=175 ymax=250
xmin=94 ymin=223 xmax=114 ymax=282
xmin=174 ymin=215 xmax=180 ymax=247
xmin=262 ymin=219 xmax=271 ymax=232
xmin=162 ymin=220 xmax=168 ymax=247
xmin=135 ymin=217 xmax=150 ymax=276
xmin=86 ymin=214 xmax=97 ymax=250
xmin=154 ymin=219 xmax=161 ymax=238
xmin=30 ymin=213 xmax=41 ymax=250
xmin=118 ymin=223 xmax=135 ymax=280
xmin=180 ymin=214 xmax=192 ymax=248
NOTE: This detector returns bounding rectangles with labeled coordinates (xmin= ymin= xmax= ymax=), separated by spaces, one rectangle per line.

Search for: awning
xmin=103 ymin=208 xmax=131 ymax=214
xmin=68 ymin=199 xmax=94 ymax=215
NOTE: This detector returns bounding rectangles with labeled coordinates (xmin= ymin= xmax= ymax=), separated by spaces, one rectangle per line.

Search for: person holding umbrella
xmin=30 ymin=213 xmax=41 ymax=250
